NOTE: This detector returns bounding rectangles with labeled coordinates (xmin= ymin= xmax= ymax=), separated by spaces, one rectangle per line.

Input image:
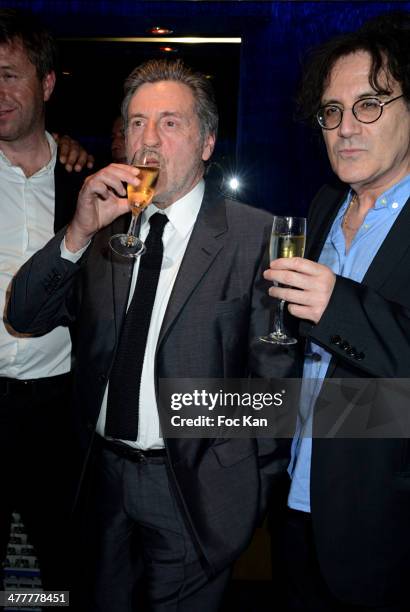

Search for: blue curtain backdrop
xmin=1 ymin=1 xmax=409 ymax=214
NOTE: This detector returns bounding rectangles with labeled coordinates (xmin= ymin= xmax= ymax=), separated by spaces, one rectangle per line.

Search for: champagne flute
xmin=259 ymin=216 xmax=306 ymax=345
xmin=109 ymin=152 xmax=160 ymax=258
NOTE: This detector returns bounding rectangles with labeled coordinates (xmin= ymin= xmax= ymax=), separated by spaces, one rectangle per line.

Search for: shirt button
xmin=392 ymin=202 xmax=399 ymax=209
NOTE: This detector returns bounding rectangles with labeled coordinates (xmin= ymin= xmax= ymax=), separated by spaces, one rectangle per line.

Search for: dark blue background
xmin=2 ymin=1 xmax=409 ymax=214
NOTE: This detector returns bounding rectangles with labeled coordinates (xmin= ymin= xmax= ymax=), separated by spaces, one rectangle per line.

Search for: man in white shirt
xmin=0 ymin=8 xmax=92 ymax=591
xmin=7 ymin=59 xmax=291 ymax=610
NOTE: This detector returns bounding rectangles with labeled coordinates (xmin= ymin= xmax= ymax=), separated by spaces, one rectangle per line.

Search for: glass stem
xmin=273 ymin=299 xmax=286 ymax=337
xmin=127 ymin=211 xmax=140 ymax=237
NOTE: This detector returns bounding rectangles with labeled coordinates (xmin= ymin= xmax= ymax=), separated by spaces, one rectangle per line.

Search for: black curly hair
xmin=297 ymin=11 xmax=410 ymax=125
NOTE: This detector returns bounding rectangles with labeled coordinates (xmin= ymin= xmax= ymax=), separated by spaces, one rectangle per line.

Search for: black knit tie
xmin=105 ymin=212 xmax=169 ymax=440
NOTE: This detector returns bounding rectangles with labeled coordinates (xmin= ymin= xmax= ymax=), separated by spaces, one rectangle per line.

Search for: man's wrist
xmin=65 ymin=222 xmax=94 ymax=253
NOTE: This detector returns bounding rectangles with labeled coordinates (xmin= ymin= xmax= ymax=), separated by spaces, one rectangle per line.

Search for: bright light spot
xmin=229 ymin=177 xmax=240 ymax=190
xmin=149 ymin=26 xmax=173 ymax=35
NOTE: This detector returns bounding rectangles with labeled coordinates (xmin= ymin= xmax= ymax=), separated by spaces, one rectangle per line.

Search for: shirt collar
xmin=141 ymin=179 xmax=205 ymax=238
xmin=336 ymin=172 xmax=410 ymax=222
xmin=373 ymin=172 xmax=410 ymax=214
xmin=0 ymin=130 xmax=57 ymax=177
xmin=43 ymin=131 xmax=58 ymax=172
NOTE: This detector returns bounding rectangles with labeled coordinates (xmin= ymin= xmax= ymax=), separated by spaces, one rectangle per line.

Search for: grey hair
xmin=121 ymin=59 xmax=218 ymax=142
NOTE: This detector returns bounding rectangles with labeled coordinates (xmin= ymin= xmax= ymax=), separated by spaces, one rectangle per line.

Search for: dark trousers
xmin=80 ymin=442 xmax=231 ymax=612
xmin=280 ymin=508 xmax=406 ymax=612
xmin=0 ymin=374 xmax=77 ymax=591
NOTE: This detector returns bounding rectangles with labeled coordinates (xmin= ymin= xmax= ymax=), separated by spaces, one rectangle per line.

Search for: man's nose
xmin=337 ymin=108 xmax=362 ymax=138
xmin=143 ymin=121 xmax=160 ymax=147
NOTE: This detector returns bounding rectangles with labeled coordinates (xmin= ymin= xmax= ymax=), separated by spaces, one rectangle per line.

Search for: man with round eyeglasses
xmin=317 ymin=93 xmax=404 ymax=130
xmin=264 ymin=11 xmax=410 ymax=612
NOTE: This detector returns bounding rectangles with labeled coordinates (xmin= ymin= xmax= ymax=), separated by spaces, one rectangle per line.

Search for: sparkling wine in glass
xmin=259 ymin=216 xmax=306 ymax=345
xmin=109 ymin=152 xmax=160 ymax=258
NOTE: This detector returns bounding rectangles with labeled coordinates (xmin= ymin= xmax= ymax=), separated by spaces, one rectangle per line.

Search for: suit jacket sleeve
xmin=6 ymin=228 xmax=84 ymax=335
xmin=300 ymin=274 xmax=410 ymax=378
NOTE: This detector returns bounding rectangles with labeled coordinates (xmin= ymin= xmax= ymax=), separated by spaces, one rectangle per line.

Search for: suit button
xmin=330 ymin=335 xmax=342 ymax=345
xmin=348 ymin=347 xmax=357 ymax=358
xmin=341 ymin=341 xmax=350 ymax=351
xmin=305 ymin=352 xmax=322 ymax=362
xmin=355 ymin=352 xmax=365 ymax=361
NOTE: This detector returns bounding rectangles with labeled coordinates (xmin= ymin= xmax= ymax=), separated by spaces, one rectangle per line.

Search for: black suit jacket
xmin=299 ymin=182 xmax=410 ymax=606
xmin=8 ymin=181 xmax=293 ymax=575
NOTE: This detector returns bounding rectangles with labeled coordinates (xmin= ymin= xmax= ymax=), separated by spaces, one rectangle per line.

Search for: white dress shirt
xmin=0 ymin=133 xmax=72 ymax=380
xmin=93 ymin=180 xmax=204 ymax=448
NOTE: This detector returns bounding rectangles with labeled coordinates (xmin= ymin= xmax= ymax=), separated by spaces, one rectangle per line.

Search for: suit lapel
xmin=157 ymin=184 xmax=227 ymax=348
xmin=306 ymin=184 xmax=347 ymax=262
xmin=300 ymin=185 xmax=347 ymax=375
xmin=363 ymin=196 xmax=410 ymax=288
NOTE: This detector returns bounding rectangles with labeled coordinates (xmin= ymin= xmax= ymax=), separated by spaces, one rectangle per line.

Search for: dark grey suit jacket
xmin=8 ymin=181 xmax=293 ymax=575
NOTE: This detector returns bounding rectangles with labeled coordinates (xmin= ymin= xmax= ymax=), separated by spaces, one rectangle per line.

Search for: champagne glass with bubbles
xmin=109 ymin=151 xmax=160 ymax=258
xmin=259 ymin=216 xmax=306 ymax=345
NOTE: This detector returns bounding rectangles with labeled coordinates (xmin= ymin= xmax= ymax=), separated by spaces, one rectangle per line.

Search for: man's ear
xmin=42 ymin=70 xmax=56 ymax=102
xmin=202 ymin=132 xmax=216 ymax=162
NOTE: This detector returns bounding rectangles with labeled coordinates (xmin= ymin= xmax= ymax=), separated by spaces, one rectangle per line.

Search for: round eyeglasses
xmin=316 ymin=94 xmax=404 ymax=130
